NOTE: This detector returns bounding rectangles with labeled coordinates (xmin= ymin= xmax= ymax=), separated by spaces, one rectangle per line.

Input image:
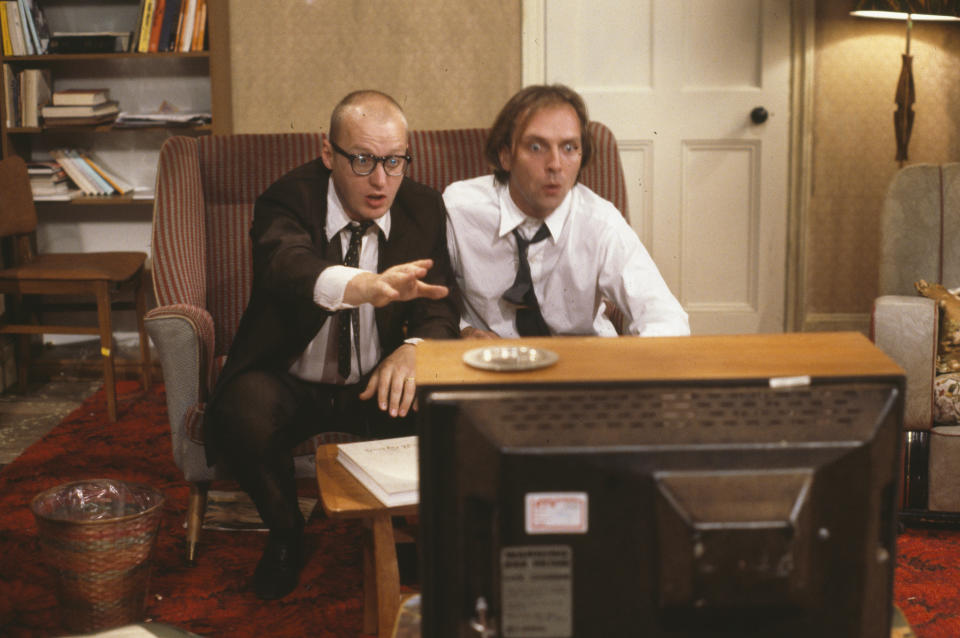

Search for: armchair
xmin=871 ymin=163 xmax=960 ymax=516
xmin=147 ymin=123 xmax=628 ymax=561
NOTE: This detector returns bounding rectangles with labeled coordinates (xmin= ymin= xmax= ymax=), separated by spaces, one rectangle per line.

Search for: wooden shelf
xmin=36 ymin=195 xmax=154 ymax=206
xmin=7 ymin=123 xmax=213 ymax=134
xmin=0 ymin=51 xmax=210 ymax=63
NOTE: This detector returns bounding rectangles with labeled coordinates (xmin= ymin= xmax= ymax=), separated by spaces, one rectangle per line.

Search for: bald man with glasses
xmin=205 ymin=90 xmax=459 ymax=600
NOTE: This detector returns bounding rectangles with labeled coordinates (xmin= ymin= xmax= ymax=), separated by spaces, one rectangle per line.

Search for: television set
xmin=417 ymin=374 xmax=903 ymax=637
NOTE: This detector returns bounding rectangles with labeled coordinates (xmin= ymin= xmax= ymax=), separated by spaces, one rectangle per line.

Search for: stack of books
xmin=27 ymin=160 xmax=73 ymax=200
xmin=41 ymin=88 xmax=119 ymax=127
xmin=49 ymin=148 xmax=134 ymax=197
xmin=336 ymin=436 xmax=419 ymax=507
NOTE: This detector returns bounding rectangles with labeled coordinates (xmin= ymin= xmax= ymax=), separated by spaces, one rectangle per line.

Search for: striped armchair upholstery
xmin=146 ymin=123 xmax=628 ymax=560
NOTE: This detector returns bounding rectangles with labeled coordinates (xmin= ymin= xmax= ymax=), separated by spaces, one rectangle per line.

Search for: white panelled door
xmin=526 ymin=0 xmax=791 ymax=334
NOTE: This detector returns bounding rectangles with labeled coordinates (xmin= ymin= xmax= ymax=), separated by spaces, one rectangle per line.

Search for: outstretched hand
xmin=359 ymin=343 xmax=418 ymax=417
xmin=344 ymin=259 xmax=448 ymax=308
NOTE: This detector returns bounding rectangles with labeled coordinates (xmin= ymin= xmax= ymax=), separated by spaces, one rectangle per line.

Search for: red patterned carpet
xmin=0 ymin=380 xmax=956 ymax=637
xmin=0 ymin=382 xmax=369 ymax=637
xmin=896 ymin=527 xmax=960 ymax=638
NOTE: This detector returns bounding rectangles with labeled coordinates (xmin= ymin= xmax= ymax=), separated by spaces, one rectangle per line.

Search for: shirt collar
xmin=325 ymin=176 xmax=391 ymax=241
xmin=496 ymin=181 xmax=573 ymax=241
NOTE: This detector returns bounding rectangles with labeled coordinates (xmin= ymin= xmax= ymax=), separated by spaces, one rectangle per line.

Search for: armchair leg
xmin=186 ymin=482 xmax=210 ymax=564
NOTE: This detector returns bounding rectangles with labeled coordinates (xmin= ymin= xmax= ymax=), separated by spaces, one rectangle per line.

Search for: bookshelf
xmin=0 ymin=0 xmax=232 ymax=207
xmin=0 ymin=0 xmax=232 ymax=352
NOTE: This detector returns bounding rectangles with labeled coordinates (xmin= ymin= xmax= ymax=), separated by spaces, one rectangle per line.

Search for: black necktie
xmin=338 ymin=221 xmax=373 ymax=379
xmin=502 ymin=224 xmax=551 ymax=336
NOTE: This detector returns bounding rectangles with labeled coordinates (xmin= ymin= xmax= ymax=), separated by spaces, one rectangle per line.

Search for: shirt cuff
xmin=315 ymin=265 xmax=364 ymax=310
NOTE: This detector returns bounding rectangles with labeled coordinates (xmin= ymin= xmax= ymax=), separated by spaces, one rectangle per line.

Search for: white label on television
xmin=525 ymin=492 xmax=588 ymax=534
xmin=501 ymin=545 xmax=572 ymax=637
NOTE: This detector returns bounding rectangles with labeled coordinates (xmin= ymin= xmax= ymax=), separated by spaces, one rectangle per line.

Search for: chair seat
xmin=0 ymin=252 xmax=146 ymax=282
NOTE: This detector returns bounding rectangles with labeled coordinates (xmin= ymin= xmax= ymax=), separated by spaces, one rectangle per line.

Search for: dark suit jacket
xmin=205 ymin=158 xmax=459 ymax=451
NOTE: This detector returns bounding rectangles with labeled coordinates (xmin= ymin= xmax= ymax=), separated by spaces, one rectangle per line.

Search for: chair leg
xmin=133 ymin=269 xmax=152 ymax=391
xmin=15 ymin=333 xmax=29 ymax=392
xmin=94 ymin=281 xmax=118 ymax=422
xmin=186 ymin=482 xmax=210 ymax=564
xmin=11 ymin=293 xmax=29 ymax=392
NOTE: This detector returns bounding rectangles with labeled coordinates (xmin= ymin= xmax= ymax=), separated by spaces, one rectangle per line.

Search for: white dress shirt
xmin=443 ymin=175 xmax=689 ymax=337
xmin=288 ymin=176 xmax=390 ymax=384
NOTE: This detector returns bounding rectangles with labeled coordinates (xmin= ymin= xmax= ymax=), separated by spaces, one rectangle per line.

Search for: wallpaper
xmin=225 ymin=0 xmax=521 ymax=134
xmin=808 ymin=0 xmax=960 ymax=320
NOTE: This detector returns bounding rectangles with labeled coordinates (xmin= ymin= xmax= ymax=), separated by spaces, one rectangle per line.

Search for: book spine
xmin=81 ymin=152 xmax=132 ymax=195
xmin=0 ymin=3 xmax=11 ymax=56
xmin=190 ymin=0 xmax=204 ymax=51
xmin=137 ymin=0 xmax=155 ymax=53
xmin=147 ymin=0 xmax=165 ymax=52
xmin=20 ymin=67 xmax=35 ymax=127
xmin=157 ymin=0 xmax=180 ymax=52
xmin=6 ymin=2 xmax=24 ymax=56
xmin=50 ymin=149 xmax=97 ymax=195
xmin=2 ymin=63 xmax=16 ymax=127
xmin=14 ymin=0 xmax=32 ymax=54
xmin=19 ymin=0 xmax=38 ymax=55
xmin=178 ymin=0 xmax=196 ymax=52
xmin=67 ymin=149 xmax=113 ymax=195
xmin=25 ymin=0 xmax=48 ymax=53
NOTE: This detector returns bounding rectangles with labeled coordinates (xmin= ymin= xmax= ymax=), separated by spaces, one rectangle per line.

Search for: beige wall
xmin=225 ymin=0 xmax=521 ymax=134
xmin=806 ymin=1 xmax=960 ymax=328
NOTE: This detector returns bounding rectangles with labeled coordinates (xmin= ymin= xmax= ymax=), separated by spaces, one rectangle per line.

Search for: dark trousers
xmin=209 ymin=368 xmax=415 ymax=533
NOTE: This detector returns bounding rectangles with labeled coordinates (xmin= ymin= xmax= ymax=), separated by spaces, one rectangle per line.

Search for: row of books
xmin=32 ymin=149 xmax=134 ymax=199
xmin=132 ymin=0 xmax=207 ymax=53
xmin=3 ymin=66 xmax=120 ymax=127
xmin=2 ymin=65 xmax=47 ymax=127
xmin=0 ymin=0 xmax=50 ymax=56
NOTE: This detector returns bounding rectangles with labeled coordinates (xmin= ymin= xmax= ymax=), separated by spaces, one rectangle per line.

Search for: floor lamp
xmin=851 ymin=0 xmax=960 ymax=164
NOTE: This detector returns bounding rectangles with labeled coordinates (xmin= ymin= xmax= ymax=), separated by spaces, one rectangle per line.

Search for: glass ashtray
xmin=462 ymin=345 xmax=559 ymax=372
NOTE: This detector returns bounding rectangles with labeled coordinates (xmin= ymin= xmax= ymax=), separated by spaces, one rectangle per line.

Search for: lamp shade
xmin=851 ymin=0 xmax=960 ymax=20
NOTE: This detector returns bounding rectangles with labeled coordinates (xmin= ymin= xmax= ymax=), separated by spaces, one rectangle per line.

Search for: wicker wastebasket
xmin=30 ymin=478 xmax=165 ymax=633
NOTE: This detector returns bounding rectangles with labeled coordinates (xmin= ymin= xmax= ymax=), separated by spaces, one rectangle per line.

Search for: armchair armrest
xmin=872 ymin=294 xmax=939 ymax=430
xmin=145 ymin=303 xmax=215 ymax=477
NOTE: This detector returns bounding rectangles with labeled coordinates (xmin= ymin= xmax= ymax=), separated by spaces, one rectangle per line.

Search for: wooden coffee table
xmin=315 ymin=443 xmax=418 ymax=638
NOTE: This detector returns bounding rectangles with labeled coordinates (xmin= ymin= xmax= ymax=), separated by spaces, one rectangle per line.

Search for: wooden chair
xmin=0 ymin=155 xmax=151 ymax=422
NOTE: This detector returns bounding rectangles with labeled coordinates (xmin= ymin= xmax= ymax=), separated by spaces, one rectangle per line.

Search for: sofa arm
xmin=145 ymin=304 xmax=215 ymax=478
xmin=872 ymin=295 xmax=938 ymax=430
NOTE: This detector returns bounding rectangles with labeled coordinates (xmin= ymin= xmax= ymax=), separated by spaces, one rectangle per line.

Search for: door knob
xmin=750 ymin=106 xmax=769 ymax=124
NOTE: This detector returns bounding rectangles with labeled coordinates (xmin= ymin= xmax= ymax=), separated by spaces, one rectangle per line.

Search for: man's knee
xmin=211 ymin=370 xmax=296 ymax=452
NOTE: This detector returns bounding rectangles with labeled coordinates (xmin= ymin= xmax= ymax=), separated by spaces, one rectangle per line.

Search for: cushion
xmin=935 ymin=373 xmax=960 ymax=425
xmin=915 ymin=280 xmax=960 ymax=373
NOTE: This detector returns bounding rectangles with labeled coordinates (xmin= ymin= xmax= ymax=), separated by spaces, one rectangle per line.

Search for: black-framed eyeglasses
xmin=329 ymin=140 xmax=412 ymax=177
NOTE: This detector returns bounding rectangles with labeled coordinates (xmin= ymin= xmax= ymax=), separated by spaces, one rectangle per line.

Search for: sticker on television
xmin=501 ymin=545 xmax=572 ymax=637
xmin=525 ymin=492 xmax=588 ymax=535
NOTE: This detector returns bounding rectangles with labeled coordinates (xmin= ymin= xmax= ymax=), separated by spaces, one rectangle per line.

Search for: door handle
xmin=750 ymin=106 xmax=769 ymax=124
